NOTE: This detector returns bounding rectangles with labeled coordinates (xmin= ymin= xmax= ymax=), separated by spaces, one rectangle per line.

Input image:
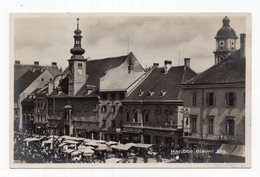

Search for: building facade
xmin=46 ymin=19 xmax=145 ymax=139
xmin=181 ymin=17 xmax=246 ymax=162
xmin=121 ymin=59 xmax=197 ymax=149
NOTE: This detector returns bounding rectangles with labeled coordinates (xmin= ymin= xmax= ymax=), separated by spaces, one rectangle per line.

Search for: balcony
xmin=123 ymin=122 xmax=142 ymax=128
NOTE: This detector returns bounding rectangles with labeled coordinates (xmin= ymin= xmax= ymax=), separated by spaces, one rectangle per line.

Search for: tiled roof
xmin=184 ymin=52 xmax=245 ymax=85
xmin=76 ymin=55 xmax=128 ymax=97
xmin=14 ymin=64 xmax=60 ymax=81
xmin=14 ymin=69 xmax=43 ymax=101
xmin=125 ymin=66 xmax=197 ymax=100
xmin=50 ymin=54 xmax=129 ymax=97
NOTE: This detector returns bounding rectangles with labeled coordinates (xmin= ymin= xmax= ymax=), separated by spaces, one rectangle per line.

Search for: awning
xmin=230 ymin=145 xmax=245 ymax=157
xmin=133 ymin=143 xmax=153 ymax=149
xmin=111 ymin=144 xmax=132 ymax=151
xmin=216 ymin=144 xmax=236 ymax=155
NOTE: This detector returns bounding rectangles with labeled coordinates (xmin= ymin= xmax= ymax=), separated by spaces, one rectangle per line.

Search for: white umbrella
xmin=106 ymin=141 xmax=118 ymax=146
xmin=63 ymin=140 xmax=80 ymax=144
xmin=48 ymin=135 xmax=59 ymax=139
xmin=58 ymin=142 xmax=67 ymax=148
xmin=96 ymin=140 xmax=106 ymax=144
xmin=78 ymin=145 xmax=94 ymax=150
xmin=95 ymin=144 xmax=108 ymax=151
xmin=24 ymin=137 xmax=40 ymax=142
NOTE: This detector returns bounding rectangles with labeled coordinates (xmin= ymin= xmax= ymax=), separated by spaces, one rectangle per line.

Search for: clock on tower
xmin=68 ymin=18 xmax=87 ymax=96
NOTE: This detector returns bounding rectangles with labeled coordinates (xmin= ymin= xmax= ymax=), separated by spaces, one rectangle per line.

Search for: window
xmin=225 ymin=92 xmax=236 ymax=107
xmin=126 ymin=112 xmax=130 ymax=122
xmin=78 ymin=62 xmax=82 ymax=68
xmin=119 ymin=107 xmax=123 ymax=113
xmin=111 ymin=93 xmax=115 ymax=100
xmin=165 ymin=110 xmax=171 ymax=124
xmin=119 ymin=93 xmax=125 ymax=100
xmin=206 ymin=93 xmax=215 ymax=107
xmin=41 ymin=78 xmax=44 ymax=81
xmin=111 ymin=120 xmax=116 ymax=127
xmin=101 ymin=105 xmax=107 ymax=113
xmin=145 ymin=112 xmax=149 ymax=122
xmin=226 ymin=117 xmax=235 ymax=136
xmin=156 ymin=113 xmax=161 ymax=123
xmin=192 ymin=93 xmax=197 ymax=106
xmin=191 ymin=116 xmax=197 ymax=133
xmin=133 ymin=112 xmax=138 ymax=123
xmin=208 ymin=117 xmax=214 ymax=134
xmin=101 ymin=93 xmax=107 ymax=100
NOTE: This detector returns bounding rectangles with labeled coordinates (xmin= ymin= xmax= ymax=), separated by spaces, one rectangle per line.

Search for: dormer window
xmin=138 ymin=90 xmax=144 ymax=96
xmin=148 ymin=90 xmax=154 ymax=97
xmin=160 ymin=90 xmax=167 ymax=97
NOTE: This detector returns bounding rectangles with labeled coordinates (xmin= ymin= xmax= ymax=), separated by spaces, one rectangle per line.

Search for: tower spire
xmin=70 ymin=18 xmax=85 ymax=60
xmin=77 ymin=18 xmax=79 ymax=30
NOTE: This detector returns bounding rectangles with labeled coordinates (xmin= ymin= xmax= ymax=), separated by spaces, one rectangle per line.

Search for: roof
xmin=14 ymin=64 xmax=60 ymax=81
xmin=99 ymin=52 xmax=145 ymax=92
xmin=184 ymin=51 xmax=245 ymax=85
xmin=51 ymin=54 xmax=129 ymax=97
xmin=215 ymin=16 xmax=237 ymax=39
xmin=14 ymin=69 xmax=43 ymax=101
xmin=125 ymin=66 xmax=197 ymax=101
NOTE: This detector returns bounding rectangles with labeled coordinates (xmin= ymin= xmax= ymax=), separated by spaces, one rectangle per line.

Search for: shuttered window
xmin=225 ymin=92 xmax=236 ymax=107
xmin=206 ymin=93 xmax=215 ymax=107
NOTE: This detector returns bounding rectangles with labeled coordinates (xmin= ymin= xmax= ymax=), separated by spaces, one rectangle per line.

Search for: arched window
xmin=155 ymin=108 xmax=161 ymax=123
xmin=165 ymin=110 xmax=171 ymax=124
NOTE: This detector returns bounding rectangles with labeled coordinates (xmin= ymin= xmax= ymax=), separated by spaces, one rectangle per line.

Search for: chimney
xmin=164 ymin=60 xmax=172 ymax=74
xmin=34 ymin=61 xmax=39 ymax=66
xmin=240 ymin=33 xmax=246 ymax=58
xmin=52 ymin=62 xmax=57 ymax=67
xmin=184 ymin=58 xmax=190 ymax=67
xmin=15 ymin=60 xmax=20 ymax=65
xmin=153 ymin=63 xmax=159 ymax=68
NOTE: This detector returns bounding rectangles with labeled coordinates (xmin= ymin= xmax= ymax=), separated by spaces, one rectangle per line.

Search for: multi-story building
xmin=121 ymin=59 xmax=197 ymax=149
xmin=180 ymin=16 xmax=246 ymax=162
xmin=46 ymin=19 xmax=145 ymax=139
xmin=98 ymin=52 xmax=145 ymax=141
xmin=14 ymin=63 xmax=60 ymax=132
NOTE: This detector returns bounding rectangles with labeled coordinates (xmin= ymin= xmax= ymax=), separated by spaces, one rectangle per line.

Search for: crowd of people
xmin=13 ymin=132 xmax=184 ymax=163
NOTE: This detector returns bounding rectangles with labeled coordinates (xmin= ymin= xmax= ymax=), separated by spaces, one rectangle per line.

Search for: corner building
xmin=181 ymin=17 xmax=246 ymax=162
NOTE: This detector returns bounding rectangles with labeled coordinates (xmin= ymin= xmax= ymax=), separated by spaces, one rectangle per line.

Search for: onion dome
xmin=215 ymin=16 xmax=238 ymax=39
xmin=70 ymin=18 xmax=85 ymax=58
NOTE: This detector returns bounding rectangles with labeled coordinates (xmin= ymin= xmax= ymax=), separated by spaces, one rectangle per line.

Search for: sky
xmin=13 ymin=14 xmax=247 ymax=73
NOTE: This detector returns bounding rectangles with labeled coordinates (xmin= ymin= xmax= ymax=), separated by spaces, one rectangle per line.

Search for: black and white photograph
xmin=10 ymin=13 xmax=250 ymax=168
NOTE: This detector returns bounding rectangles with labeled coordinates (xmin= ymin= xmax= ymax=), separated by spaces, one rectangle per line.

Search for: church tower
xmin=214 ymin=16 xmax=238 ymax=64
xmin=68 ymin=18 xmax=87 ymax=96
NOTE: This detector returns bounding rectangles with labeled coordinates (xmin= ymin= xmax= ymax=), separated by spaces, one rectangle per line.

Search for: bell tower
xmin=214 ymin=16 xmax=238 ymax=64
xmin=68 ymin=18 xmax=87 ymax=96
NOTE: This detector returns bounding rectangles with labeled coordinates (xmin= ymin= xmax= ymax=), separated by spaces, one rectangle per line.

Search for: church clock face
xmin=77 ymin=69 xmax=82 ymax=75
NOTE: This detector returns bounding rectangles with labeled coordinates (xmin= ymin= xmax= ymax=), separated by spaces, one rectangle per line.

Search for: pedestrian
xmin=133 ymin=155 xmax=137 ymax=163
